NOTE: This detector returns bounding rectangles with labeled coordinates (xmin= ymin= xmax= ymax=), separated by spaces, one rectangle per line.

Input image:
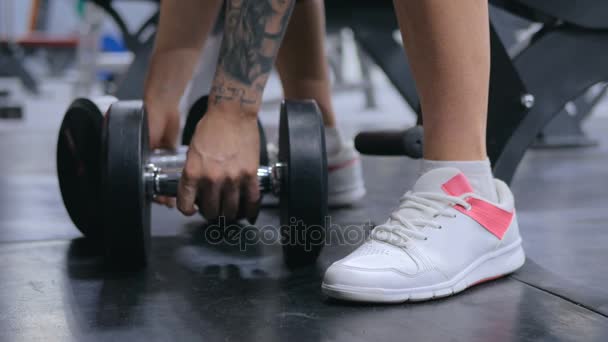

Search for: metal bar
xmin=147 ymin=165 xmax=279 ymax=197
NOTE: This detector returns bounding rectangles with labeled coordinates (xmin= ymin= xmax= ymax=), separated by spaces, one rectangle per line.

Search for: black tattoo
xmin=218 ymin=0 xmax=295 ymax=85
xmin=211 ymin=83 xmax=259 ymax=107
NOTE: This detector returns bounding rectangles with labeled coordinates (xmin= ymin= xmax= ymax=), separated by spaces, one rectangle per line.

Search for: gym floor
xmin=1 ymin=74 xmax=608 ymax=341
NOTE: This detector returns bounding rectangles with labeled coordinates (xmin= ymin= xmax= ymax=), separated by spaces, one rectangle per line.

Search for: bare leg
xmin=275 ymin=0 xmax=366 ymax=205
xmin=393 ymin=0 xmax=490 ymax=161
xmin=321 ymin=1 xmax=521 ymax=304
xmin=275 ymin=0 xmax=337 ymax=128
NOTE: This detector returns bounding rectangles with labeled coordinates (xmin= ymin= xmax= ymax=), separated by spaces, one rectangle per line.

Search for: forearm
xmin=209 ymin=0 xmax=296 ymax=115
xmin=144 ymin=0 xmax=223 ymax=105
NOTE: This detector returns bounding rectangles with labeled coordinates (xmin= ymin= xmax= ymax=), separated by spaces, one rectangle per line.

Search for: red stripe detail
xmin=328 ymin=158 xmax=358 ymax=173
xmin=442 ymin=173 xmax=514 ymax=240
xmin=441 ymin=173 xmax=474 ymax=196
xmin=454 ymin=198 xmax=513 ymax=239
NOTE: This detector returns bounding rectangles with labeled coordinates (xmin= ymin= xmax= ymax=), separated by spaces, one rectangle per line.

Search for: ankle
xmin=419 ymin=158 xmax=498 ymax=202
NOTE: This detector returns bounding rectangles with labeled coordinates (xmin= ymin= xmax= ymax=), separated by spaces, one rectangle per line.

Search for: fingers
xmin=160 ymin=114 xmax=181 ymax=149
xmin=177 ymin=166 xmax=200 ymax=216
xmin=242 ymin=173 xmax=261 ymax=224
xmin=178 ymin=166 xmax=258 ymax=223
xmin=153 ymin=196 xmax=176 ymax=208
xmin=146 ymin=106 xmax=180 ymax=149
xmin=148 ymin=118 xmax=165 ymax=149
xmin=199 ymin=174 xmax=222 ymax=221
xmin=221 ymin=180 xmax=240 ymax=222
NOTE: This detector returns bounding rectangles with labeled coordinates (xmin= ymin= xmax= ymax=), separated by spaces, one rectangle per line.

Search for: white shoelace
xmin=371 ymin=191 xmax=472 ymax=247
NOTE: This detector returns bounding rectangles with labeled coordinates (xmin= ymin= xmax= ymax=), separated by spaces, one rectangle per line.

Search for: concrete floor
xmin=1 ymin=74 xmax=607 ymax=341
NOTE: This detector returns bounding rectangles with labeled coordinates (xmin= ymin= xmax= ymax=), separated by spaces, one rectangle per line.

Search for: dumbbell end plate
xmin=279 ymin=100 xmax=328 ymax=268
xmin=57 ymin=98 xmax=104 ymax=241
xmin=101 ymin=101 xmax=151 ymax=269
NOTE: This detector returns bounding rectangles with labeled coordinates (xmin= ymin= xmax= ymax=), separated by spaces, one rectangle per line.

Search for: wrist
xmin=206 ymin=104 xmax=259 ymax=123
xmin=208 ymin=96 xmax=260 ymax=119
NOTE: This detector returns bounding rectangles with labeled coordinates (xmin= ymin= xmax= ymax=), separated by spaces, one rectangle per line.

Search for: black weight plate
xmin=101 ymin=101 xmax=150 ymax=269
xmin=182 ymin=95 xmax=269 ymax=165
xmin=57 ymin=98 xmax=104 ymax=241
xmin=278 ymin=100 xmax=328 ymax=268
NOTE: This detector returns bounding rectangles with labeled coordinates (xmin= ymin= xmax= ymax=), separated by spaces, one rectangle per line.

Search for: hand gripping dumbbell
xmin=59 ymin=98 xmax=328 ymax=269
xmin=57 ymin=95 xmax=267 ymax=242
xmin=182 ymin=95 xmax=269 ymax=165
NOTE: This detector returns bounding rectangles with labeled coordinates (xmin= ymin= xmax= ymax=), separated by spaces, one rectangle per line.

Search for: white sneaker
xmin=267 ymin=142 xmax=366 ymax=207
xmin=322 ymin=167 xmax=525 ymax=303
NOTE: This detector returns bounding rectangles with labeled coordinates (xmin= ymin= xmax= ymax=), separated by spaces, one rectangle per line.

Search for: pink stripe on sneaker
xmin=441 ymin=173 xmax=474 ymax=196
xmin=455 ymin=198 xmax=513 ymax=239
xmin=328 ymin=158 xmax=359 ymax=173
xmin=442 ymin=173 xmax=514 ymax=240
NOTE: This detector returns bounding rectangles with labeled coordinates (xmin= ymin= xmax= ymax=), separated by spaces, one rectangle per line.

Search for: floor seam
xmin=509 ymin=275 xmax=608 ymax=319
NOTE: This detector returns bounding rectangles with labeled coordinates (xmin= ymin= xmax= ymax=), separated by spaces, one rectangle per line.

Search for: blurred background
xmin=1 ymin=1 xmax=608 ymax=341
xmin=3 ymin=0 xmax=604 ymax=176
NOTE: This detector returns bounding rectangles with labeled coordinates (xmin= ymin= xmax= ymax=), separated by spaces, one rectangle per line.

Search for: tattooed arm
xmin=178 ymin=0 xmax=296 ymax=221
xmin=210 ymin=0 xmax=296 ymax=112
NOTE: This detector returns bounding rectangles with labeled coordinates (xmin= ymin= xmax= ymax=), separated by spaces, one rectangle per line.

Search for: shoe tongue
xmin=413 ymin=167 xmax=472 ymax=195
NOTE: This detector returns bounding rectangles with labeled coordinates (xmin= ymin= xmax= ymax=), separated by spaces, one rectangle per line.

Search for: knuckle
xmin=202 ymin=169 xmax=222 ymax=185
xmin=182 ymin=164 xmax=199 ymax=182
xmin=225 ymin=171 xmax=241 ymax=186
xmin=240 ymin=168 xmax=257 ymax=183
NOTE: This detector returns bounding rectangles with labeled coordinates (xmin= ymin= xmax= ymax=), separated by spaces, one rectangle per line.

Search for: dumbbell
xmin=60 ymin=98 xmax=328 ymax=269
xmin=57 ymin=95 xmax=266 ymax=241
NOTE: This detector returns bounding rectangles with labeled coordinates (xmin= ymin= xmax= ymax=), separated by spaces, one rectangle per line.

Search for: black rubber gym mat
xmin=0 ymin=237 xmax=606 ymax=341
xmin=1 ymin=113 xmax=608 ymax=340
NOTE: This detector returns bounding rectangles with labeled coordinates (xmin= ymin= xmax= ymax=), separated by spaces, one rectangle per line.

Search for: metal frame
xmin=532 ymin=83 xmax=607 ymax=148
xmin=0 ymin=44 xmax=39 ymax=94
xmin=494 ymin=25 xmax=608 ymax=182
xmin=89 ymin=0 xmax=160 ymax=99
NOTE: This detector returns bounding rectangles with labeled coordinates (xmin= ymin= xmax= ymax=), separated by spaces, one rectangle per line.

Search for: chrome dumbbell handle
xmin=144 ymin=158 xmax=285 ymax=198
xmin=148 ymin=146 xmax=188 ymax=168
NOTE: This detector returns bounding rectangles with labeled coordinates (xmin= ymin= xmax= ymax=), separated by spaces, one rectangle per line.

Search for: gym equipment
xmin=0 ymin=89 xmax=23 ymax=119
xmin=327 ymin=0 xmax=608 ymax=184
xmin=103 ymin=100 xmax=326 ymax=268
xmin=490 ymin=8 xmax=606 ymax=149
xmin=95 ymin=0 xmax=160 ymax=100
xmin=57 ymin=98 xmax=106 ymax=240
xmin=182 ymin=95 xmax=270 ymax=166
xmin=0 ymin=43 xmax=39 ymax=95
xmin=354 ymin=126 xmax=423 ymax=159
xmin=532 ymin=83 xmax=607 ymax=148
xmin=58 ymin=98 xmax=327 ymax=269
xmin=57 ymin=94 xmax=267 ymax=240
